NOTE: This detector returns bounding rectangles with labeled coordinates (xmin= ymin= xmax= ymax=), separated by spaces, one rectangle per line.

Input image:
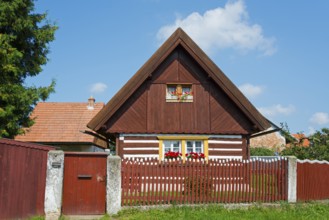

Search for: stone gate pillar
xmin=44 ymin=150 xmax=64 ymax=220
xmin=107 ymin=155 xmax=121 ymax=214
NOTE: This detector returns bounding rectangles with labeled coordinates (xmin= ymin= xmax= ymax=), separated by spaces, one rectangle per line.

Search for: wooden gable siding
xmin=106 ymin=47 xmax=254 ymax=135
xmin=106 ymin=82 xmax=148 ymax=132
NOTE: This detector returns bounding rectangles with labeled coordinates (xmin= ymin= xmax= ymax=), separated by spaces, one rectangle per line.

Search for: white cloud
xmin=238 ymin=83 xmax=264 ymax=99
xmin=90 ymin=82 xmax=108 ymax=94
xmin=258 ymin=104 xmax=295 ymax=117
xmin=157 ymin=0 xmax=276 ymax=56
xmin=309 ymin=112 xmax=329 ymax=125
xmin=307 ymin=126 xmax=316 ymax=135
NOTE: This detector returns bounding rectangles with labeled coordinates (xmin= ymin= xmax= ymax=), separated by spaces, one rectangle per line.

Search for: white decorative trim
xmin=209 ymin=156 xmax=243 ymax=159
xmin=123 ymin=154 xmax=159 ymax=158
xmin=208 ymin=140 xmax=242 ymax=144
xmin=119 ymin=136 xmax=124 ymax=141
xmin=120 ymin=134 xmax=242 ymax=139
xmin=124 ymin=147 xmax=159 ymax=151
xmin=209 ymin=148 xmax=242 ymax=151
xmin=121 ymin=157 xmax=287 ymax=162
xmin=297 ymin=159 xmax=329 ymax=164
xmin=123 ymin=140 xmax=159 ymax=144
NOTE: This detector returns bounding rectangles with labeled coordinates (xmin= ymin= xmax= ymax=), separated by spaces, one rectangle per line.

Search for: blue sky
xmin=30 ymin=0 xmax=329 ymax=135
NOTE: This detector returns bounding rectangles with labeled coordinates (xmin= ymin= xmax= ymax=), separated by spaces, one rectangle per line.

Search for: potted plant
xmin=185 ymin=152 xmax=205 ymax=160
xmin=164 ymin=151 xmax=182 ymax=160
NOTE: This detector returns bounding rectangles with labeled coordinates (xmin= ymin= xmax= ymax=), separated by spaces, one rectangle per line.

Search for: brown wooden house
xmin=88 ymin=28 xmax=271 ymax=160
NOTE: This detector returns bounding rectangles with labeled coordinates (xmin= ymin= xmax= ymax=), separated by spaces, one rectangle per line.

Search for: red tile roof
xmin=291 ymin=134 xmax=310 ymax=147
xmin=15 ymin=102 xmax=105 ymax=145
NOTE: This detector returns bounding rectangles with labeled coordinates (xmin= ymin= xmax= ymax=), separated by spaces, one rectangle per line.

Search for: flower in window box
xmin=185 ymin=152 xmax=205 ymax=160
xmin=179 ymin=91 xmax=193 ymax=101
xmin=164 ymin=151 xmax=182 ymax=159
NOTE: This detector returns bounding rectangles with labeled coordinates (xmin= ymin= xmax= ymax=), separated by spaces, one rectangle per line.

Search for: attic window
xmin=166 ymin=84 xmax=193 ymax=102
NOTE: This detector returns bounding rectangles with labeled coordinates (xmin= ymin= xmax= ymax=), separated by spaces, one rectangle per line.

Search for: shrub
xmin=281 ymin=144 xmax=329 ymax=161
xmin=250 ymin=147 xmax=275 ymax=156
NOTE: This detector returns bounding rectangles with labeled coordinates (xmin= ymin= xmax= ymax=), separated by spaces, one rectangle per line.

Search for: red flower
xmin=165 ymin=151 xmax=181 ymax=159
xmin=186 ymin=152 xmax=205 ymax=160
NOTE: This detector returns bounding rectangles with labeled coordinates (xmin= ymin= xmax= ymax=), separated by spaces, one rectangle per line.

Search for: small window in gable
xmin=166 ymin=84 xmax=193 ymax=102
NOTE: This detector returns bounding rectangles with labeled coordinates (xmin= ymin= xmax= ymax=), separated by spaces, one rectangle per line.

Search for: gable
xmin=88 ymin=28 xmax=270 ymax=135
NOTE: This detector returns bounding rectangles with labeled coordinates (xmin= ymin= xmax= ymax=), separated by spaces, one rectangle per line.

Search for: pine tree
xmin=0 ymin=0 xmax=57 ymax=138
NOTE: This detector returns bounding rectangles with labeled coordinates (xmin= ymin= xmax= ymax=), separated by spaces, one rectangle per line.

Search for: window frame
xmin=158 ymin=136 xmax=208 ymax=161
xmin=163 ymin=140 xmax=182 ymax=158
xmin=186 ymin=140 xmax=204 ymax=154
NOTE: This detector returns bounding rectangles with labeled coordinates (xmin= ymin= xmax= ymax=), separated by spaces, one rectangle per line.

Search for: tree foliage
xmin=279 ymin=122 xmax=296 ymax=144
xmin=0 ymin=0 xmax=57 ymax=138
xmin=250 ymin=147 xmax=275 ymax=156
xmin=281 ymin=128 xmax=329 ymax=161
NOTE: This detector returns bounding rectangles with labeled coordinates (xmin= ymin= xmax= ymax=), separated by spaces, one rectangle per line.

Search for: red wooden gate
xmin=62 ymin=152 xmax=107 ymax=215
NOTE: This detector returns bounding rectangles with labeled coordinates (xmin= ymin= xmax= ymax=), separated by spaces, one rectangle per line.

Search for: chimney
xmin=87 ymin=96 xmax=95 ymax=110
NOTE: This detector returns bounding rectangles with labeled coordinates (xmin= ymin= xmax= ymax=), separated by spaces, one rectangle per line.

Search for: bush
xmin=250 ymin=147 xmax=275 ymax=156
xmin=280 ymin=145 xmax=310 ymax=160
xmin=281 ymin=144 xmax=329 ymax=161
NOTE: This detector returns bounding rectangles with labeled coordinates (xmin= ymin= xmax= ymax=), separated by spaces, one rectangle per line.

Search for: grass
xmin=109 ymin=202 xmax=329 ymax=220
xmin=28 ymin=202 xmax=329 ymax=220
xmin=29 ymin=217 xmax=44 ymax=220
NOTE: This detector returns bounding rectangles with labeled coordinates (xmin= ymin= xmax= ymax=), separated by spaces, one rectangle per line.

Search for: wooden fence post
xmin=44 ymin=150 xmax=64 ymax=220
xmin=286 ymin=156 xmax=297 ymax=203
xmin=107 ymin=156 xmax=121 ymax=214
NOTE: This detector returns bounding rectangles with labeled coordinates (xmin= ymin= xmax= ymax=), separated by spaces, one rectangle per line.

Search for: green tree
xmin=279 ymin=122 xmax=296 ymax=144
xmin=281 ymin=128 xmax=329 ymax=161
xmin=0 ymin=0 xmax=57 ymax=138
xmin=307 ymin=128 xmax=329 ymax=160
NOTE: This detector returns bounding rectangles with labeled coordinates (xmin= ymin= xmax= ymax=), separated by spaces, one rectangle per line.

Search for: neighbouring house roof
xmin=291 ymin=133 xmax=310 ymax=147
xmin=88 ymin=28 xmax=270 ymax=133
xmin=15 ymin=101 xmax=107 ymax=148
